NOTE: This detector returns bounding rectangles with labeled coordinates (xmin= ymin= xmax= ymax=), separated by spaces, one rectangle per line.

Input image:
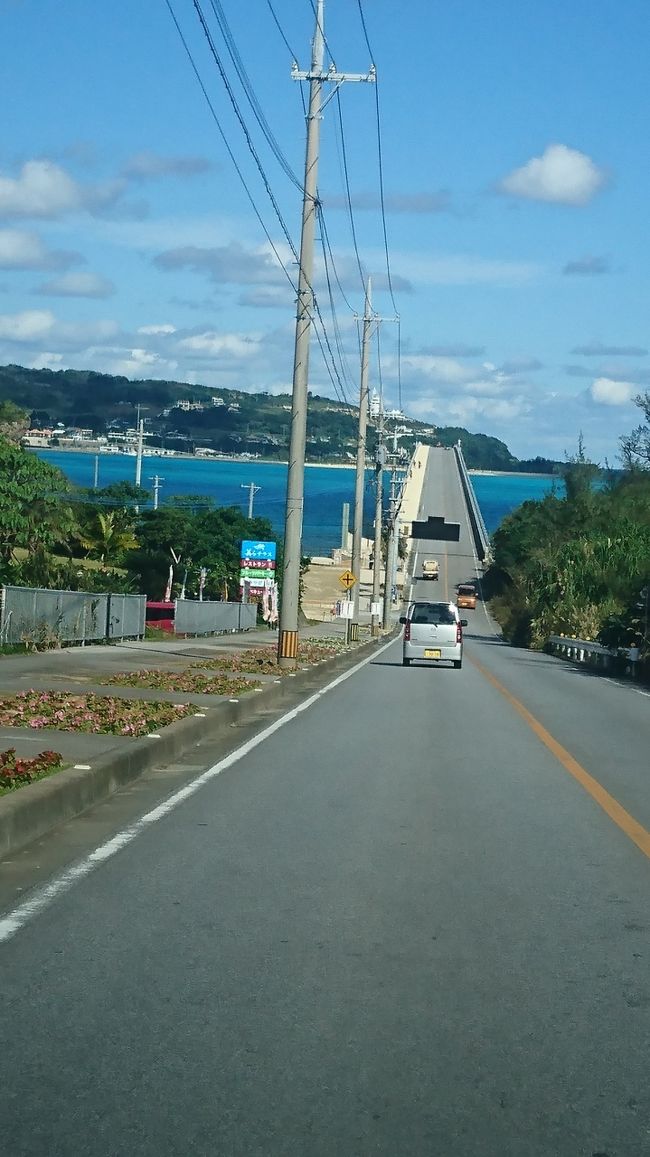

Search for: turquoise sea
xmin=34 ymin=451 xmax=563 ymax=555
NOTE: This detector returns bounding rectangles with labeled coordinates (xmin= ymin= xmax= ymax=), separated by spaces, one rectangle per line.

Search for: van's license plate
xmin=424 ymin=648 xmax=441 ymax=659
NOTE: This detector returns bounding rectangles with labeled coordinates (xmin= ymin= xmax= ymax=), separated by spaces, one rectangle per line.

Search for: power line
xmin=356 ymin=0 xmax=402 ymax=402
xmin=192 ymin=0 xmax=299 ymax=259
xmin=207 ymin=0 xmax=304 ymax=191
xmin=334 ymin=88 xmax=366 ymax=292
xmin=265 ymin=0 xmax=300 ymax=64
xmin=163 ymin=0 xmax=297 ymax=293
xmin=318 ymin=205 xmax=355 ymax=313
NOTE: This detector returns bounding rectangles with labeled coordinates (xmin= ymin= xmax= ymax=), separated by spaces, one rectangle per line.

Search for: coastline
xmin=30 ymin=446 xmax=360 ymax=470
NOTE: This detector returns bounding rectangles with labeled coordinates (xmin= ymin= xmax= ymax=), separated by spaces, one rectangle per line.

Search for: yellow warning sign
xmin=339 ymin=570 xmax=356 ymax=590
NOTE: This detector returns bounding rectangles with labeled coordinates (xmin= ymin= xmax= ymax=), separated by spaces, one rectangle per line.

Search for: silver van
xmin=400 ymin=601 xmax=468 ymax=669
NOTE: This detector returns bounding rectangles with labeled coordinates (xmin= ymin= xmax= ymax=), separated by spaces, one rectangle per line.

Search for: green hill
xmin=0 ymin=363 xmax=556 ymax=473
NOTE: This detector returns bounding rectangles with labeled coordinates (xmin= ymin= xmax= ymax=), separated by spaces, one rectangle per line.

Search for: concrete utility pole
xmin=278 ymin=0 xmax=374 ymax=669
xmin=241 ymin=482 xmax=261 ymax=520
xmin=371 ymin=401 xmax=385 ymax=636
xmin=340 ymin=502 xmax=350 ymax=551
xmin=382 ymin=422 xmax=410 ymax=630
xmin=149 ymin=475 xmax=163 ymax=511
xmin=134 ymin=418 xmax=144 ymax=490
xmin=350 ymin=278 xmax=373 ymax=641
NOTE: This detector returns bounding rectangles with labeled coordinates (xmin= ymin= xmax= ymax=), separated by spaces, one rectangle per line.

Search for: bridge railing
xmin=453 ymin=445 xmax=491 ymax=563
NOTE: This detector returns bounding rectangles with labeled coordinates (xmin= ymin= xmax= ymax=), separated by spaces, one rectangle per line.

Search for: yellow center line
xmin=470 ymin=655 xmax=650 ymax=860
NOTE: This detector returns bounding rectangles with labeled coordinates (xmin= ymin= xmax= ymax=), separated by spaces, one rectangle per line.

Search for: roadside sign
xmin=339 ymin=570 xmax=356 ymax=590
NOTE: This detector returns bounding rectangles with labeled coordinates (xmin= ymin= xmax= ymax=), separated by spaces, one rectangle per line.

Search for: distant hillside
xmin=0 ymin=363 xmax=559 ymax=473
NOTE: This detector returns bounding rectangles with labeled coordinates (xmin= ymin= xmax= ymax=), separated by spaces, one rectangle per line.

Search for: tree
xmin=0 ymin=400 xmax=29 ymax=442
xmin=79 ymin=511 xmax=139 ymax=566
xmin=0 ymin=438 xmax=74 ymax=564
xmin=620 ymin=392 xmax=650 ymax=468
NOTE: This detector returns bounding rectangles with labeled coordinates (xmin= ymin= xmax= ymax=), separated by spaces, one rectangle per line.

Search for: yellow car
xmin=456 ymin=584 xmax=477 ymax=610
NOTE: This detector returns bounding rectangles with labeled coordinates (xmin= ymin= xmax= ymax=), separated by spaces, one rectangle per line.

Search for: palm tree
xmin=80 ymin=511 xmax=139 ymax=566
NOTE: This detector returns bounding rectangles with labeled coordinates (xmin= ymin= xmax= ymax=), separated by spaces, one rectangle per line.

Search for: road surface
xmin=2 ymin=449 xmax=649 ymax=1155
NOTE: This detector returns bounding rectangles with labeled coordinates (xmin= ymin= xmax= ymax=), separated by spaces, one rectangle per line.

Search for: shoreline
xmin=31 ymin=447 xmax=361 ymax=470
xmin=33 ymin=447 xmax=552 ymax=477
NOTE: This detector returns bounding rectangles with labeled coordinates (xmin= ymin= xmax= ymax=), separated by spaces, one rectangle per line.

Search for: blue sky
xmin=1 ymin=0 xmax=649 ymax=460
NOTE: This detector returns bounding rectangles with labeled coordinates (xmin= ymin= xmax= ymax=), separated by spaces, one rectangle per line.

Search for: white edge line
xmin=0 ymin=636 xmax=397 ymax=945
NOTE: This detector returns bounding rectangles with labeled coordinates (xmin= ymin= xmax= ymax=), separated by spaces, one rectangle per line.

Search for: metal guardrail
xmin=453 ymin=445 xmax=491 ymax=562
xmin=547 ymin=635 xmax=640 ymax=672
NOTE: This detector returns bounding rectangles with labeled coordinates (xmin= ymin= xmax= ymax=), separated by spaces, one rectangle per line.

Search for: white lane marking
xmin=0 ymin=637 xmax=397 ymax=945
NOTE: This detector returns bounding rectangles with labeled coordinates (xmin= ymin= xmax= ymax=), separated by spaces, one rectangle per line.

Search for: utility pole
xmin=382 ymin=421 xmax=410 ymax=630
xmin=149 ymin=475 xmax=163 ymax=511
xmin=241 ymin=481 xmax=261 ymax=520
xmin=350 ymin=278 xmax=373 ymax=641
xmin=93 ymin=454 xmax=99 ymax=490
xmin=134 ymin=418 xmax=144 ymax=489
xmin=370 ymin=395 xmax=385 ymax=636
xmin=278 ymin=0 xmax=374 ymax=669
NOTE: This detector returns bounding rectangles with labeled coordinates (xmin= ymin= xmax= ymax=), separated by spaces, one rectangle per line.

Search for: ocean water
xmin=34 ymin=451 xmax=563 ymax=554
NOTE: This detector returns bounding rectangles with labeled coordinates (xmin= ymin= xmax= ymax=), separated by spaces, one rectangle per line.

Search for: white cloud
xmin=178 ymin=331 xmax=261 ymax=358
xmin=589 ymin=377 xmax=635 ymax=405
xmin=122 ymin=152 xmax=211 ymax=181
xmin=0 ymin=159 xmax=124 ymax=219
xmin=138 ymin=323 xmax=177 ymax=335
xmin=400 ymin=354 xmax=479 ymax=385
xmin=393 ymin=252 xmax=539 ymax=287
xmin=499 ymin=144 xmax=606 ymax=206
xmin=0 ymin=160 xmax=82 ymax=218
xmin=0 ymin=228 xmax=78 ymax=270
xmin=155 ymin=242 xmax=289 ymax=287
xmin=0 ymin=309 xmax=55 ymax=340
xmin=0 ymin=310 xmax=118 ymax=347
xmin=35 ymin=271 xmax=115 ymax=298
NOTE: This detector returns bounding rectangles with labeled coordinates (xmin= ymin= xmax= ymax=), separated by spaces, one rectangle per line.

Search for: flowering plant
xmin=0 ymin=691 xmax=196 ymax=736
xmin=0 ymin=747 xmax=63 ymax=794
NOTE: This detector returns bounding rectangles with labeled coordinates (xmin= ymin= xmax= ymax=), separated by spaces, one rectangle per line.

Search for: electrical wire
xmin=207 ymin=0 xmax=304 ymax=191
xmin=318 ymin=210 xmax=355 ymax=400
xmin=334 ymin=88 xmax=366 ymax=292
xmin=356 ymin=0 xmax=402 ymax=402
xmin=165 ymin=0 xmax=354 ymax=408
xmin=192 ymin=0 xmax=299 ymax=260
xmin=265 ymin=0 xmax=300 ymax=64
xmin=163 ymin=0 xmax=297 ymax=293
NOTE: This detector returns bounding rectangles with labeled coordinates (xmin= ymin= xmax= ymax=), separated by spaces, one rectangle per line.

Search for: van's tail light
xmin=456 ymin=622 xmax=462 ymax=644
xmin=404 ymin=620 xmax=411 ymax=641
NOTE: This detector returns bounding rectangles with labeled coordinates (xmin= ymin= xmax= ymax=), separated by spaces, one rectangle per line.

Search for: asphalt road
xmin=2 ymin=450 xmax=650 ymax=1156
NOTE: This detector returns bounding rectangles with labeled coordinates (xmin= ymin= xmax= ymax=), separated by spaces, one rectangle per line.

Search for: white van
xmin=400 ymin=601 xmax=467 ymax=669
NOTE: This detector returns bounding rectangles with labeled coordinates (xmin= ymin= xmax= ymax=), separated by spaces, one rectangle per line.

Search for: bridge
xmin=2 ymin=447 xmax=650 ymax=1155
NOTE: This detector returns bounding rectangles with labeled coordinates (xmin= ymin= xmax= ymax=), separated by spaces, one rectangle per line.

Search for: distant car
xmin=421 ymin=558 xmax=439 ymax=581
xmin=400 ymin=601 xmax=468 ymax=669
xmin=456 ymin=584 xmax=477 ymax=610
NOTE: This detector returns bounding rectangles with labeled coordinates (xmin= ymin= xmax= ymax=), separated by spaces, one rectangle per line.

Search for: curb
xmin=0 ymin=630 xmax=398 ymax=859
